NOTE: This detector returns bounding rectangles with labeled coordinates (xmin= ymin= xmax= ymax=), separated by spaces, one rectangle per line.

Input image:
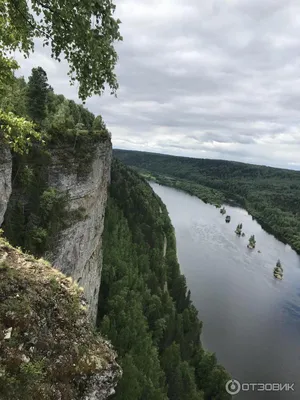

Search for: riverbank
xmin=142 ymin=171 xmax=300 ymax=256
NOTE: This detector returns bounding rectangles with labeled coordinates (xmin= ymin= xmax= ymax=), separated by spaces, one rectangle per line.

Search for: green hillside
xmin=99 ymin=158 xmax=231 ymax=400
xmin=114 ymin=149 xmax=300 ymax=254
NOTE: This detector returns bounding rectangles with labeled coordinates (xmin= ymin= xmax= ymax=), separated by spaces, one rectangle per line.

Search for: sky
xmin=15 ymin=0 xmax=300 ymax=169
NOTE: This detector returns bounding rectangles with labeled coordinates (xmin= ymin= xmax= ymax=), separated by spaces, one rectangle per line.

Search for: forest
xmin=114 ymin=149 xmax=300 ymax=254
xmin=99 ymin=159 xmax=231 ymax=400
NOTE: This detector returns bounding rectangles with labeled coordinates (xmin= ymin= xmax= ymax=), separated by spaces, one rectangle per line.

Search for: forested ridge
xmin=114 ymin=149 xmax=300 ymax=254
xmin=99 ymin=159 xmax=231 ymax=400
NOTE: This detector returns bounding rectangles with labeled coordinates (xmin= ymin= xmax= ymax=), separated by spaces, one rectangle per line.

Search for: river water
xmin=150 ymin=182 xmax=300 ymax=400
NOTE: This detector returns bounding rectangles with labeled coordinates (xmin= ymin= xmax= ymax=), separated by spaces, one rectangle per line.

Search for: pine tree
xmin=26 ymin=67 xmax=49 ymax=124
xmin=93 ymin=115 xmax=106 ymax=131
xmin=235 ymin=223 xmax=242 ymax=236
xmin=248 ymin=234 xmax=256 ymax=248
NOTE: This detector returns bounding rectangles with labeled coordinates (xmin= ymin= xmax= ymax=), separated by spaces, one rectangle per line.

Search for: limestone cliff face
xmin=0 ymin=137 xmax=112 ymax=324
xmin=46 ymin=138 xmax=112 ymax=324
xmin=0 ymin=143 xmax=12 ymax=226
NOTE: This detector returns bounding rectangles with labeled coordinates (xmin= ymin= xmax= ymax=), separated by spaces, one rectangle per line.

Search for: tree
xmin=47 ymin=100 xmax=75 ymax=134
xmin=235 ymin=223 xmax=242 ymax=236
xmin=93 ymin=115 xmax=106 ymax=131
xmin=0 ymin=77 xmax=27 ymax=116
xmin=247 ymin=235 xmax=256 ymax=249
xmin=26 ymin=67 xmax=49 ymax=124
xmin=0 ymin=109 xmax=39 ymax=154
xmin=0 ymin=0 xmax=122 ymax=101
xmin=274 ymin=259 xmax=283 ymax=279
xmin=220 ymin=207 xmax=226 ymax=215
xmin=0 ymin=0 xmax=122 ymax=152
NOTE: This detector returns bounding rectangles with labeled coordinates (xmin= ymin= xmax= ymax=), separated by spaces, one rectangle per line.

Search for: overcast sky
xmin=15 ymin=0 xmax=300 ymax=169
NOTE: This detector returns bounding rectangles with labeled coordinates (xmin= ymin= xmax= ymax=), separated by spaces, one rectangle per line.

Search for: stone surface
xmin=47 ymin=138 xmax=112 ymax=324
xmin=84 ymin=340 xmax=122 ymax=400
xmin=0 ymin=237 xmax=121 ymax=399
xmin=0 ymin=143 xmax=12 ymax=227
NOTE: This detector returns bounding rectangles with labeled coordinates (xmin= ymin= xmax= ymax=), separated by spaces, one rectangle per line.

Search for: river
xmin=150 ymin=182 xmax=300 ymax=400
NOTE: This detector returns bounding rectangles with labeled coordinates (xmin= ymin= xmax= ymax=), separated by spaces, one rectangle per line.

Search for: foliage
xmin=99 ymin=159 xmax=231 ymax=400
xmin=0 ymin=68 xmax=111 ymax=143
xmin=0 ymin=0 xmax=122 ymax=101
xmin=115 ymin=149 xmax=300 ymax=254
xmin=2 ymin=69 xmax=111 ymax=255
xmin=0 ymin=110 xmax=41 ymax=154
xmin=3 ymin=147 xmax=68 ymax=256
xmin=0 ymin=77 xmax=27 ymax=116
xmin=235 ymin=224 xmax=242 ymax=236
xmin=26 ymin=67 xmax=49 ymax=124
xmin=274 ymin=259 xmax=283 ymax=279
xmin=0 ymin=0 xmax=121 ymax=152
xmin=93 ymin=115 xmax=106 ymax=132
xmin=248 ymin=235 xmax=256 ymax=248
xmin=0 ymin=237 xmax=120 ymax=400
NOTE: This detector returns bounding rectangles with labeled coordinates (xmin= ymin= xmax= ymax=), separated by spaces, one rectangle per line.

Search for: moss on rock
xmin=0 ymin=237 xmax=121 ymax=400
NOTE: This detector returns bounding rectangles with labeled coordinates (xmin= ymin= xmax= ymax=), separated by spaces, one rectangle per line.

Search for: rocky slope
xmin=0 ymin=236 xmax=121 ymax=400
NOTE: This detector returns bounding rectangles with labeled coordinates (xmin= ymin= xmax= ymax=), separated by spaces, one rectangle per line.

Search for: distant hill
xmin=114 ymin=149 xmax=300 ymax=254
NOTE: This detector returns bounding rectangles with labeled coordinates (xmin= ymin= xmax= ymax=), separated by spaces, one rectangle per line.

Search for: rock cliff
xmin=0 ymin=143 xmax=12 ymax=226
xmin=0 ymin=136 xmax=112 ymax=324
xmin=0 ymin=137 xmax=121 ymax=398
xmin=46 ymin=137 xmax=112 ymax=324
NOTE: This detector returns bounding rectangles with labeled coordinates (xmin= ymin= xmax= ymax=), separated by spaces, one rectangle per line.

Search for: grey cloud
xmin=15 ymin=0 xmax=300 ymax=168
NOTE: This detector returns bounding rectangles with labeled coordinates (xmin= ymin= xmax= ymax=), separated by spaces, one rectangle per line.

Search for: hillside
xmin=99 ymin=159 xmax=231 ymax=400
xmin=0 ymin=235 xmax=121 ymax=400
xmin=114 ymin=149 xmax=300 ymax=254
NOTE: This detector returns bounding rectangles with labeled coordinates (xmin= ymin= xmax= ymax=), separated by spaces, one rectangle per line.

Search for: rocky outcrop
xmin=46 ymin=137 xmax=112 ymax=324
xmin=0 ymin=237 xmax=121 ymax=400
xmin=84 ymin=340 xmax=122 ymax=400
xmin=0 ymin=143 xmax=12 ymax=227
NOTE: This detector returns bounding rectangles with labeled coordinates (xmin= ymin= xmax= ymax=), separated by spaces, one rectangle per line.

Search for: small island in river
xmin=235 ymin=223 xmax=243 ymax=236
xmin=247 ymin=235 xmax=256 ymax=249
xmin=274 ymin=260 xmax=283 ymax=280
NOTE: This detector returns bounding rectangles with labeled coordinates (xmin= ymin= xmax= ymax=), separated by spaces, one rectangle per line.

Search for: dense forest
xmin=99 ymin=159 xmax=231 ymax=400
xmin=114 ymin=149 xmax=300 ymax=254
